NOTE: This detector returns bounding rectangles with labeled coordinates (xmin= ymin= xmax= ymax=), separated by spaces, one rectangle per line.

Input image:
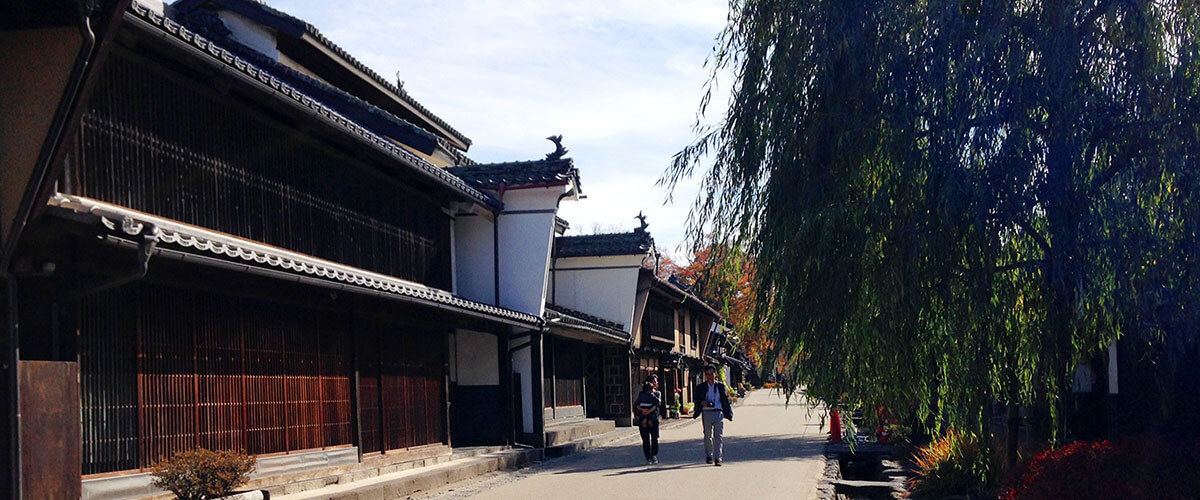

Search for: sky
xmin=267 ymin=0 xmax=730 ymax=259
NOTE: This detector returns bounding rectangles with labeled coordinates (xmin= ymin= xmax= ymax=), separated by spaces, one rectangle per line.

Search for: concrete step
xmin=273 ymin=448 xmax=541 ymax=500
xmin=544 ymin=426 xmax=637 ymax=458
xmin=544 ymin=415 xmax=698 ymax=458
xmin=262 ymin=446 xmax=510 ymax=499
xmin=543 ymin=418 xmax=616 ymax=447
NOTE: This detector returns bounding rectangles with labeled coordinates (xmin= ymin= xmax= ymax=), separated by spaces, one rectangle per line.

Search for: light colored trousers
xmin=702 ymin=410 xmax=724 ymax=461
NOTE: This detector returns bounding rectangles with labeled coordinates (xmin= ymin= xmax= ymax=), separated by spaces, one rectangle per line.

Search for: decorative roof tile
xmin=555 ymin=229 xmax=654 ymax=258
xmin=544 ymin=304 xmax=630 ymax=343
xmin=126 ymin=2 xmax=499 ymax=209
xmin=545 ymin=303 xmax=624 ymax=331
xmin=51 ymin=193 xmax=540 ymax=326
xmin=446 ymin=158 xmax=579 ymax=191
xmin=173 ymin=0 xmax=472 ymax=147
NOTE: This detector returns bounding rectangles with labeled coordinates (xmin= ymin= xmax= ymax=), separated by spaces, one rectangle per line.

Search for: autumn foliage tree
xmin=673 ymin=246 xmax=771 ymax=365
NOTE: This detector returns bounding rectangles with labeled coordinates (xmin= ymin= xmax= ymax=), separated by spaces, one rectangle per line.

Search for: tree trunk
xmin=1037 ymin=0 xmax=1086 ymax=448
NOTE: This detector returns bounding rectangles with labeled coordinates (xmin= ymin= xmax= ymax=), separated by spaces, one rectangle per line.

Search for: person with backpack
xmin=634 ymin=375 xmax=662 ymax=465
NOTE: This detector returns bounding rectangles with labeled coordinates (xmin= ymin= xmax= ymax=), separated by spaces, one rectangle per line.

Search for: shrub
xmin=150 ymin=448 xmax=256 ymax=500
xmin=884 ymin=423 xmax=912 ymax=448
xmin=907 ymin=429 xmax=997 ymax=498
xmin=1000 ymin=435 xmax=1200 ymax=500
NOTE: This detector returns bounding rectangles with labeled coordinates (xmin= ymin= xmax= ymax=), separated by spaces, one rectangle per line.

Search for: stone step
xmin=544 ymin=426 xmax=639 ymax=458
xmin=272 ymin=448 xmax=541 ymax=500
xmin=543 ymin=418 xmax=616 ymax=448
xmin=263 ymin=446 xmax=510 ymax=498
xmin=830 ymin=478 xmax=907 ymax=497
xmin=544 ymin=417 xmax=697 ymax=458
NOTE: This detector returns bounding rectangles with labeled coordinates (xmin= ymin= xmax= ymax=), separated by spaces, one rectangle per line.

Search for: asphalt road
xmin=422 ymin=389 xmax=828 ymax=500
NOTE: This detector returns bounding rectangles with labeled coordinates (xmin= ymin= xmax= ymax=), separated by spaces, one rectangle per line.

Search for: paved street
xmin=423 ymin=389 xmax=827 ymax=500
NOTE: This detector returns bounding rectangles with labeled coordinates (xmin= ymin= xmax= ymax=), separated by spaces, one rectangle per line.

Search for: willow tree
xmin=666 ymin=0 xmax=1200 ymax=450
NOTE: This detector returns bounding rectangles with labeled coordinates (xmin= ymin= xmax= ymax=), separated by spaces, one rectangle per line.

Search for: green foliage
xmin=150 ymin=448 xmax=256 ymax=500
xmin=667 ymin=0 xmax=1200 ymax=451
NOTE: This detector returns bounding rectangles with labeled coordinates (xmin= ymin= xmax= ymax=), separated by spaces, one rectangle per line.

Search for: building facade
xmin=0 ymin=1 xmax=734 ymax=498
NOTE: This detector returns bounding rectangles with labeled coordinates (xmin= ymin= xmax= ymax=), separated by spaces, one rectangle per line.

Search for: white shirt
xmin=705 ymin=382 xmax=723 ymax=411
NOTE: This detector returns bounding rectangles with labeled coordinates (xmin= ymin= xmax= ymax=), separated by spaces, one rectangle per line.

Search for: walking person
xmin=692 ymin=365 xmax=733 ymax=466
xmin=634 ymin=375 xmax=661 ymax=465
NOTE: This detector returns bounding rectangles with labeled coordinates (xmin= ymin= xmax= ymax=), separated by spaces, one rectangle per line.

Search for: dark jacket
xmin=634 ymin=389 xmax=661 ymax=426
xmin=693 ymin=381 xmax=733 ymax=421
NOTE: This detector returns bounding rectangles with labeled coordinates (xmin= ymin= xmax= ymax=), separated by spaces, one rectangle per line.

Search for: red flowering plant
xmin=1000 ymin=435 xmax=1200 ymax=500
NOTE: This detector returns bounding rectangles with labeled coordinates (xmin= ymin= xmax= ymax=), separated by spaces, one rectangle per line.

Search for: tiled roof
xmin=545 ymin=303 xmax=624 ymax=331
xmin=50 ymin=193 xmax=541 ymax=326
xmin=126 ymin=3 xmax=499 ymax=209
xmin=178 ymin=8 xmax=438 ymax=154
xmin=544 ymin=304 xmax=629 ymax=343
xmin=172 ymin=0 xmax=472 ymax=147
xmin=446 ymin=158 xmax=579 ymax=191
xmin=643 ymin=269 xmax=722 ymax=318
xmin=555 ymin=229 xmax=653 ymax=258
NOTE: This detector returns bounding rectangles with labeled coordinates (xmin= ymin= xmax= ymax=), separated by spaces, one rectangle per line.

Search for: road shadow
xmin=544 ymin=433 xmax=826 ymax=476
xmin=601 ymin=463 xmax=712 ymax=476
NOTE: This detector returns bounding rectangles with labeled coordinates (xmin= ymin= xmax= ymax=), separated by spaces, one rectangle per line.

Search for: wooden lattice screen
xmin=80 ymin=284 xmax=355 ymax=474
xmin=76 ymin=51 xmax=453 ymax=290
xmin=553 ymin=340 xmax=583 ymax=408
xmin=543 ymin=337 xmax=583 ymax=409
xmin=360 ymin=320 xmax=446 ymax=455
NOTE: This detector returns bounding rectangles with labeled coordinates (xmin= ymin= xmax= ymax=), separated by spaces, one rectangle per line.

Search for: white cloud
xmin=269 ymin=0 xmax=730 ymax=254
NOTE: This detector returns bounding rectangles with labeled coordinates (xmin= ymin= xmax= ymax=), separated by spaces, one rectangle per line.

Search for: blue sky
xmin=266 ymin=0 xmax=729 ymax=258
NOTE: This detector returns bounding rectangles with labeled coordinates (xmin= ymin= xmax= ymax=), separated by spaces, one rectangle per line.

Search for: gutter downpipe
xmin=2 ymin=270 xmax=19 ymax=500
xmin=63 ymin=224 xmax=158 ymax=302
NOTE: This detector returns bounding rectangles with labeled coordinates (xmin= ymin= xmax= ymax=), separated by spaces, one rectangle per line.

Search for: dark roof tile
xmin=179 ymin=8 xmax=439 ymax=154
xmin=173 ymin=0 xmax=473 ymax=147
xmin=128 ymin=2 xmax=499 ymax=209
xmin=544 ymin=303 xmax=629 ymax=342
xmin=447 ymin=158 xmax=579 ymax=190
xmin=555 ymin=230 xmax=653 ymax=258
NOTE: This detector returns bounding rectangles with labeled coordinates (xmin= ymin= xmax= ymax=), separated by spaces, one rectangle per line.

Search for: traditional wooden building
xmin=548 ymin=221 xmax=727 ymax=426
xmin=2 ymin=0 xmax=566 ymax=497
xmin=631 ymin=269 xmax=723 ymax=414
xmin=549 ymin=225 xmax=654 ymax=426
xmin=2 ymin=1 xmax=725 ymax=498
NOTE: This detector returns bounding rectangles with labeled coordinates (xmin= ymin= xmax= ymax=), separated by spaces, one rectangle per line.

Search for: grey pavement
xmin=416 ymin=389 xmax=828 ymax=500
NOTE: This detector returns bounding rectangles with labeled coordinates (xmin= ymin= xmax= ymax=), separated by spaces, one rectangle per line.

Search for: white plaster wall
xmin=496 ymin=188 xmax=563 ymax=316
xmin=217 ymin=11 xmax=279 ymax=60
xmin=550 ymin=254 xmax=645 ymax=331
xmin=453 ymin=329 xmax=498 ymax=386
xmin=454 ymin=214 xmax=496 ymax=304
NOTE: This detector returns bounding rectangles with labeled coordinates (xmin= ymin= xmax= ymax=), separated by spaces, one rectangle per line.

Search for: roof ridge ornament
xmin=545 ymin=134 xmax=568 ymax=160
xmin=635 ymin=211 xmax=649 ymax=232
